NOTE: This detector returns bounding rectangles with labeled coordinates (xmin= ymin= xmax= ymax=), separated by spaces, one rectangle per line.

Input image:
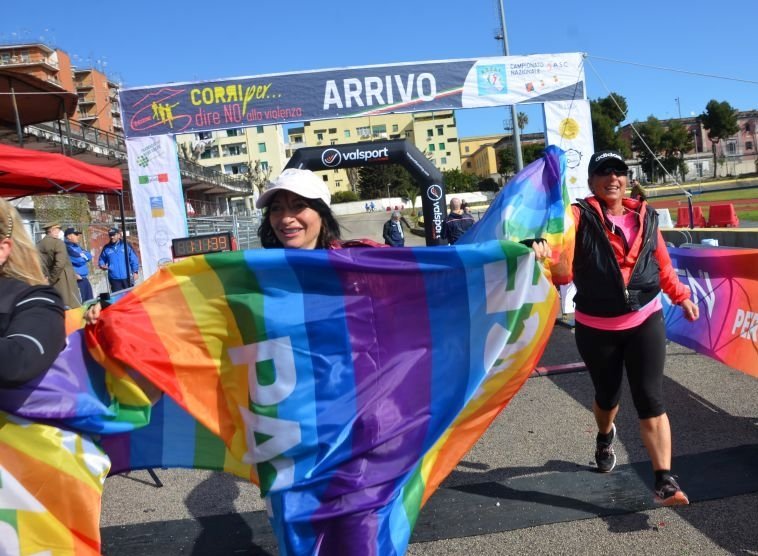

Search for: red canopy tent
xmin=0 ymin=143 xmax=122 ymax=197
xmin=0 ymin=143 xmax=131 ymax=290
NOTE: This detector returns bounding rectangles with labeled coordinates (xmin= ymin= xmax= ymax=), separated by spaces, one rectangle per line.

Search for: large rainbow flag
xmin=0 ymin=146 xmax=572 ymax=555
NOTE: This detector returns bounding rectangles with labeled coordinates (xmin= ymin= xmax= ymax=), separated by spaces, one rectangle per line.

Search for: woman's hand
xmin=680 ymin=299 xmax=699 ymax=321
xmin=84 ymin=302 xmax=102 ymax=325
xmin=531 ymin=239 xmax=552 ymax=262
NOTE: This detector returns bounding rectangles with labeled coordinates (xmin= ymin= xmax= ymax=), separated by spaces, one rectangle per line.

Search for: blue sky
xmin=4 ymin=1 xmax=757 ymax=138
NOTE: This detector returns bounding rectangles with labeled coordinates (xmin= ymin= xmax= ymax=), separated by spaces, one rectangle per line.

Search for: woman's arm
xmin=654 ymin=230 xmax=699 ymax=321
xmin=0 ymin=289 xmax=65 ymax=387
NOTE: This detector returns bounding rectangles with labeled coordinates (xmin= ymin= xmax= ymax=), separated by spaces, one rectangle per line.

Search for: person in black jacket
xmin=442 ymin=198 xmax=474 ymax=244
xmin=382 ymin=211 xmax=405 ymax=246
xmin=0 ymin=198 xmax=65 ymax=387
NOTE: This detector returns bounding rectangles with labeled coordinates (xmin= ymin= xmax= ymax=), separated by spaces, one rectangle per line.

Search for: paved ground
xmin=100 ymin=318 xmax=758 ymax=555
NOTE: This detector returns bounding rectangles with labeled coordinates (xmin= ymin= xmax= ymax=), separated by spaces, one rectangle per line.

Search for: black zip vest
xmin=572 ymin=199 xmax=661 ymax=317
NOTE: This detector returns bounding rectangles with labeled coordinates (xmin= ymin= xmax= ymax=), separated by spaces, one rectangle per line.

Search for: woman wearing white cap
xmin=257 ymin=168 xmax=379 ymax=250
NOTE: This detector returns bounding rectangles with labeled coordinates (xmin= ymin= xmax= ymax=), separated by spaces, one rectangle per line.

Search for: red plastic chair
xmin=707 ymin=204 xmax=739 ymax=227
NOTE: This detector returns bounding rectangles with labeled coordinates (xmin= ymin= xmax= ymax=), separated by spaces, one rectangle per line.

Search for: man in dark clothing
xmin=442 ymin=198 xmax=475 ymax=244
xmin=382 ymin=211 xmax=405 ymax=247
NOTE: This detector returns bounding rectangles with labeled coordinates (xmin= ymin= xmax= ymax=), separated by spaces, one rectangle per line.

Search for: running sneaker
xmin=654 ymin=475 xmax=690 ymax=506
xmin=595 ymin=423 xmax=617 ymax=473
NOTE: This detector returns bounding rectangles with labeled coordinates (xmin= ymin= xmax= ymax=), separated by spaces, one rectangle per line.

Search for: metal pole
xmin=10 ymin=87 xmax=24 ymax=147
xmin=117 ymin=192 xmax=132 ymax=287
xmin=497 ymin=0 xmax=523 ymax=171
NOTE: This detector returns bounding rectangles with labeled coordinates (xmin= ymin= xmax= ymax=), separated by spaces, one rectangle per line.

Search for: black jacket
xmin=572 ymin=199 xmax=661 ymax=317
xmin=383 ymin=219 xmax=405 ymax=246
xmin=0 ymin=277 xmax=66 ymax=387
xmin=442 ymin=211 xmax=474 ymax=244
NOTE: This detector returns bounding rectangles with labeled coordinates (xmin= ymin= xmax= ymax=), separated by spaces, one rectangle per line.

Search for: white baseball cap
xmin=256 ymin=168 xmax=331 ymax=209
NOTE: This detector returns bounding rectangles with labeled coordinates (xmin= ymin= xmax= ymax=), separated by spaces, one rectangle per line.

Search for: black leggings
xmin=575 ymin=310 xmax=667 ymax=419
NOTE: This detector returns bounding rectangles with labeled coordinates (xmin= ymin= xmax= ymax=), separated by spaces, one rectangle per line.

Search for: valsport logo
xmin=426 ymin=184 xmax=443 ymax=201
xmin=322 ymin=148 xmax=342 ymax=167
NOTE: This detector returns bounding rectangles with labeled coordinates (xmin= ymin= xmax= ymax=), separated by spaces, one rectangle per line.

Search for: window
xmin=747 ymin=141 xmax=754 ymax=151
xmin=695 ymin=162 xmax=705 ymax=177
xmin=440 ymin=157 xmax=448 ymax=165
xmin=331 ymin=139 xmax=337 ymax=145
xmin=322 ymin=175 xmax=328 ymax=182
xmin=258 ymin=143 xmax=267 ymax=153
xmin=335 ymin=180 xmax=343 ymax=188
xmin=198 ymin=131 xmax=213 ymax=140
xmin=357 ymin=126 xmax=370 ymax=138
xmin=439 ymin=143 xmax=445 ymax=151
xmin=372 ymin=124 xmax=386 ymax=135
xmin=726 ymin=142 xmax=737 ymax=155
xmin=436 ymin=125 xmax=444 ymax=136
xmin=260 ymin=161 xmax=269 ymax=171
xmin=426 ymin=129 xmax=433 ymax=138
xmin=392 ymin=124 xmax=399 ymax=132
xmin=257 ymin=126 xmax=264 ymax=133
xmin=225 ymin=144 xmax=247 ymax=156
xmin=465 ymin=146 xmax=470 ymax=153
xmin=329 ymin=128 xmax=337 ymax=134
xmin=226 ymin=128 xmax=243 ymax=137
xmin=344 ymin=130 xmax=351 ymax=138
xmin=316 ymin=132 xmax=324 ymax=141
xmin=429 ymin=144 xmax=436 ymax=152
xmin=466 ymin=161 xmax=472 ymax=168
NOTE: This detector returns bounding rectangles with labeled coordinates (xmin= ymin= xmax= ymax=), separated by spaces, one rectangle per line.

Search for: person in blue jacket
xmin=98 ymin=228 xmax=139 ymax=293
xmin=64 ymin=227 xmax=94 ymax=302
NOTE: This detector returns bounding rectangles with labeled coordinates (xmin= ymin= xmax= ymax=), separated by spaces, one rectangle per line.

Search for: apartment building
xmin=175 ymin=125 xmax=286 ymax=210
xmin=286 ymin=111 xmax=462 ymax=194
xmin=0 ymin=43 xmax=121 ymax=134
xmin=619 ymin=111 xmax=758 ymax=181
xmin=459 ymin=134 xmax=503 ymax=179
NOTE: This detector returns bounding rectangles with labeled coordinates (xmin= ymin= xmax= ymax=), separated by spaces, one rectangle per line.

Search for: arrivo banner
xmin=119 ymin=53 xmax=585 ymax=138
xmin=663 ymin=247 xmax=758 ymax=378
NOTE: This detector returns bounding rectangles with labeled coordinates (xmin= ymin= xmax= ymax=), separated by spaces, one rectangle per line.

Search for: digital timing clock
xmin=171 ymin=232 xmax=234 ymax=258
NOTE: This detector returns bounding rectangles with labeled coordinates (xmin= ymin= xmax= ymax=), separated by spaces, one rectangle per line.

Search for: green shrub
xmin=331 ymin=191 xmax=360 ymax=203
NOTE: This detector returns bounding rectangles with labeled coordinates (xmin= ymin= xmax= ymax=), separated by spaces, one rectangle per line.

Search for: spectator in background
xmin=98 ymin=228 xmax=139 ymax=293
xmin=64 ymin=227 xmax=93 ymax=302
xmin=382 ymin=210 xmax=405 ymax=247
xmin=36 ymin=221 xmax=81 ymax=309
xmin=630 ymin=179 xmax=648 ymax=202
xmin=442 ymin=197 xmax=475 ymax=245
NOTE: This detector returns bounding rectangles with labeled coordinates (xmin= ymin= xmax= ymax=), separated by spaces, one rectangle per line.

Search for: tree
xmin=345 ymin=167 xmax=361 ymax=194
xmin=442 ymin=168 xmax=479 ymax=193
xmin=517 ymin=112 xmax=529 ymax=131
xmin=699 ymin=100 xmax=739 ymax=178
xmin=357 ymin=164 xmax=414 ymax=200
xmin=590 ymin=93 xmax=630 ymax=155
xmin=632 ymin=116 xmax=666 ymax=183
xmin=244 ymin=160 xmax=272 ymax=197
xmin=497 ymin=147 xmax=516 ymax=177
xmin=660 ymin=120 xmax=694 ymax=182
xmin=522 ymin=143 xmax=545 ymax=165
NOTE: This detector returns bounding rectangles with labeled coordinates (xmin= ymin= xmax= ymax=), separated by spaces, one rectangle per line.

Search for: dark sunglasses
xmin=594 ymin=167 xmax=627 ymax=177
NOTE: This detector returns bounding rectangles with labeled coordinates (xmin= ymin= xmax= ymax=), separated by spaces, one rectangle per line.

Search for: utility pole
xmin=675 ymin=97 xmax=682 ymax=119
xmin=496 ymin=0 xmax=523 ymax=171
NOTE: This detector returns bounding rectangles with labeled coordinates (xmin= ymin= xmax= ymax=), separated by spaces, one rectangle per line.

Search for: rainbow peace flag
xmin=459 ymin=145 xmax=575 ymax=283
xmin=0 ymin=147 xmax=571 ymax=555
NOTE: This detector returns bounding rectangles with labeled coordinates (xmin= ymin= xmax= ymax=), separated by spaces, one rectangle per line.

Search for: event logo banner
xmin=125 ymin=136 xmax=187 ymax=278
xmin=662 ymin=247 xmax=758 ymax=378
xmin=544 ymin=99 xmax=593 ymax=202
xmin=119 ymin=53 xmax=585 ymax=138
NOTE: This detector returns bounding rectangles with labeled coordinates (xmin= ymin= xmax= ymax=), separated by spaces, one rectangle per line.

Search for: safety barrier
xmin=707 ymin=203 xmax=740 ymax=227
xmin=675 ymin=206 xmax=706 ymax=228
